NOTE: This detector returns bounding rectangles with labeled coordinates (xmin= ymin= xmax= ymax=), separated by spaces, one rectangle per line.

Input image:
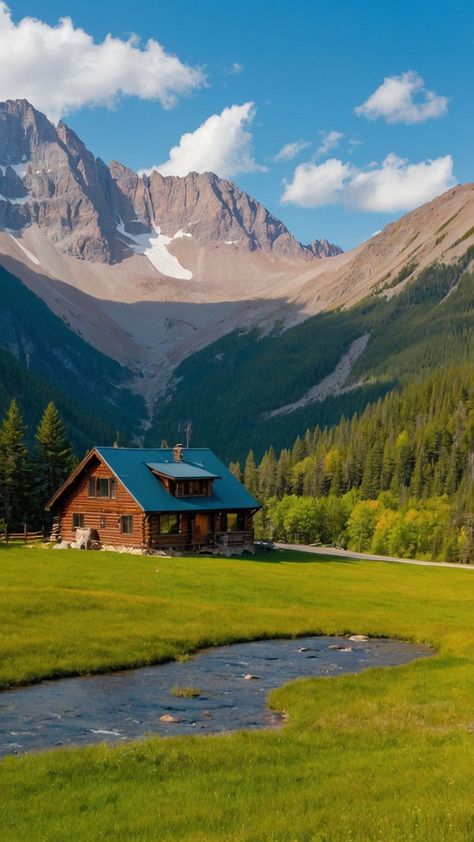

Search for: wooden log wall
xmin=58 ymin=458 xmax=145 ymax=547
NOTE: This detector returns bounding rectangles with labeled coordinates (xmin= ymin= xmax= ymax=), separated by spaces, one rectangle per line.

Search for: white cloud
xmin=0 ymin=3 xmax=205 ymax=120
xmin=316 ymin=130 xmax=344 ymax=157
xmin=282 ymin=158 xmax=351 ymax=207
xmin=227 ymin=62 xmax=243 ymax=75
xmin=282 ymin=153 xmax=455 ymax=212
xmin=346 ymin=153 xmax=455 ymax=212
xmin=355 ymin=71 xmax=448 ymax=124
xmin=146 ymin=102 xmax=266 ymax=179
xmin=273 ymin=139 xmax=310 ymax=162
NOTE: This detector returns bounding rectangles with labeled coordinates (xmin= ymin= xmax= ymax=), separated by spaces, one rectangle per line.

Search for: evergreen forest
xmin=234 ymin=363 xmax=474 ymax=562
xmin=0 ymin=399 xmax=77 ymax=532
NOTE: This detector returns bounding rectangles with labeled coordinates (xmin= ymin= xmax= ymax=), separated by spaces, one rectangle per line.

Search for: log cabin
xmin=47 ymin=445 xmax=260 ymax=552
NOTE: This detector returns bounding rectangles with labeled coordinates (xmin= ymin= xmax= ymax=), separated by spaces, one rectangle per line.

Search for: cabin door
xmin=194 ymin=513 xmax=210 ymax=544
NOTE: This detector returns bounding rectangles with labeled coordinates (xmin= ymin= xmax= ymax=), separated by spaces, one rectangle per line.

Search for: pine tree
xmin=358 ymin=435 xmax=381 ymax=499
xmin=275 ymin=449 xmax=292 ymax=497
xmin=258 ymin=447 xmax=277 ymax=499
xmin=394 ymin=430 xmax=415 ymax=489
xmin=291 ymin=436 xmax=305 ymax=465
xmin=34 ymin=402 xmax=76 ymax=513
xmin=243 ymin=450 xmax=258 ymax=498
xmin=229 ymin=461 xmax=241 ymax=482
xmin=0 ymin=400 xmax=28 ymax=529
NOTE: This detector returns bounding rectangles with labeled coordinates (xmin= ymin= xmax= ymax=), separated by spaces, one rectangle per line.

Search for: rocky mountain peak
xmin=306 ymin=238 xmax=344 ymax=258
xmin=0 ymin=98 xmax=343 ymax=270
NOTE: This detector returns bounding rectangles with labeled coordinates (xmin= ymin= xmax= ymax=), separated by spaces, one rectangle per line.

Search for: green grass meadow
xmin=1 ymin=544 xmax=474 ymax=840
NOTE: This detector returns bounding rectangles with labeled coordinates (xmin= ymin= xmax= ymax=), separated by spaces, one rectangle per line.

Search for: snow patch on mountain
xmin=116 ymin=221 xmax=193 ymax=280
xmin=11 ymin=161 xmax=30 ymax=178
xmin=0 ymin=193 xmax=29 ymax=204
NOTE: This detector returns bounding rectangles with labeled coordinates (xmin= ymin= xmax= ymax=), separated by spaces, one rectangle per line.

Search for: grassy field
xmin=1 ymin=543 xmax=474 ymax=840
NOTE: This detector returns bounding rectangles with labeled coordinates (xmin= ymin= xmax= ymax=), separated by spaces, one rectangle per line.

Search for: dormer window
xmin=146 ymin=462 xmax=219 ymax=498
xmin=175 ymin=479 xmax=211 ymax=497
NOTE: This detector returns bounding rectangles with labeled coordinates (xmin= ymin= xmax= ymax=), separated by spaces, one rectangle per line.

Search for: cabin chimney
xmin=173 ymin=443 xmax=184 ymax=462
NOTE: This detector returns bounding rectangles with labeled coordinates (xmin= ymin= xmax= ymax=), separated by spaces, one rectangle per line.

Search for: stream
xmin=0 ymin=635 xmax=433 ymax=756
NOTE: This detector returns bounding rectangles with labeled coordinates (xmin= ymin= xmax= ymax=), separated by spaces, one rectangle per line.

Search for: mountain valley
xmin=0 ymin=98 xmax=473 ymax=458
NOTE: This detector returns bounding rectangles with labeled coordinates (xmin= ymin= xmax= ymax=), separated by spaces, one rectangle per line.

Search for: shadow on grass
xmin=246 ymin=549 xmax=357 ymax=565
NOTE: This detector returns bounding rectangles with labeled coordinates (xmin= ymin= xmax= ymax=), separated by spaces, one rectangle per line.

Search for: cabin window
xmin=225 ymin=512 xmax=246 ymax=532
xmin=120 ymin=515 xmax=133 ymax=534
xmin=159 ymin=513 xmax=180 ymax=534
xmin=88 ymin=477 xmax=117 ymax=499
xmin=72 ymin=513 xmax=84 ymax=528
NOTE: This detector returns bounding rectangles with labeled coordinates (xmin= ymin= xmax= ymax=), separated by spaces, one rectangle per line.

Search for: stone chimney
xmin=173 ymin=443 xmax=183 ymax=462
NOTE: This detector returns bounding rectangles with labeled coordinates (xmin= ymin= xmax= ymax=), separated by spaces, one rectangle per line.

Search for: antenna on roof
xmin=184 ymin=420 xmax=192 ymax=448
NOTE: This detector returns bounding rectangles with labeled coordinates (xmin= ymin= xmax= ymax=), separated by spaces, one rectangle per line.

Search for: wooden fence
xmin=0 ymin=526 xmax=47 ymax=544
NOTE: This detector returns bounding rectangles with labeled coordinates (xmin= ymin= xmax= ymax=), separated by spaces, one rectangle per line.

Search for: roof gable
xmin=46 ymin=449 xmax=102 ymax=509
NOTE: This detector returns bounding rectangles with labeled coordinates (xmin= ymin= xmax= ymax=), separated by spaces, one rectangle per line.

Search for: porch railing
xmin=149 ymin=530 xmax=254 ymax=549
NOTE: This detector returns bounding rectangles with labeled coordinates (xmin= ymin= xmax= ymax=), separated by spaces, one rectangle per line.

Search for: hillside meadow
xmin=1 ymin=544 xmax=474 ymax=840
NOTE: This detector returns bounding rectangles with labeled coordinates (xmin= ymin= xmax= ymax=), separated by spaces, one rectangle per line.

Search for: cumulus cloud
xmin=346 ymin=153 xmax=455 ymax=212
xmin=273 ymin=139 xmax=310 ymax=162
xmin=282 ymin=158 xmax=351 ymax=207
xmin=146 ymin=102 xmax=266 ymax=179
xmin=355 ymin=71 xmax=448 ymax=124
xmin=227 ymin=62 xmax=243 ymax=74
xmin=282 ymin=153 xmax=455 ymax=212
xmin=316 ymin=130 xmax=344 ymax=157
xmin=0 ymin=3 xmax=205 ymax=120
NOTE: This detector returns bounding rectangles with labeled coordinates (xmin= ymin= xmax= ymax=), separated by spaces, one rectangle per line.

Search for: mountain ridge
xmin=0 ymin=98 xmax=341 ymax=265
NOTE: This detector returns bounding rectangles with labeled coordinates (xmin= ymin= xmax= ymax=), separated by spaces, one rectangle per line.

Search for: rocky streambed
xmin=0 ymin=636 xmax=433 ymax=756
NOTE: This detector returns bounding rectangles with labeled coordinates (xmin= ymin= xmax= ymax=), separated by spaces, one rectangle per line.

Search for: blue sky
xmin=4 ymin=0 xmax=473 ymax=249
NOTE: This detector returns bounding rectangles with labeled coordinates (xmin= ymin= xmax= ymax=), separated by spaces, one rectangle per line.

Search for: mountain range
xmin=0 ymin=98 xmax=473 ymax=457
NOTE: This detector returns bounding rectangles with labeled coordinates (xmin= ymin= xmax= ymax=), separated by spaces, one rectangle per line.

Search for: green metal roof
xmin=146 ymin=462 xmax=219 ymax=480
xmin=95 ymin=447 xmax=260 ymax=513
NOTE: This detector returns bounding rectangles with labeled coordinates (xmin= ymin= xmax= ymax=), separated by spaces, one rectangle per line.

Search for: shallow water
xmin=0 ymin=636 xmax=433 ymax=756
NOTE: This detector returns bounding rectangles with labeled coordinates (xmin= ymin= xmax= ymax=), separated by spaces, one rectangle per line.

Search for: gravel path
xmin=275 ymin=543 xmax=474 ymax=571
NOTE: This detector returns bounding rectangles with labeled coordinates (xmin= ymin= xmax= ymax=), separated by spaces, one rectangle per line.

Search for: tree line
xmin=232 ymin=363 xmax=474 ymax=562
xmin=0 ymin=399 xmax=76 ymax=532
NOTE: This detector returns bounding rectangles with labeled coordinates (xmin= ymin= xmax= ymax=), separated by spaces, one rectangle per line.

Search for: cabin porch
xmin=146 ymin=511 xmax=255 ymax=551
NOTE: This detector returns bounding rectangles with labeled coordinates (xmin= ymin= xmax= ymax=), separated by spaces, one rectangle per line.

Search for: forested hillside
xmin=0 ymin=265 xmax=146 ymax=450
xmin=237 ymin=363 xmax=474 ymax=562
xmin=0 ymin=346 xmax=119 ymax=454
xmin=149 ymin=248 xmax=474 ymax=461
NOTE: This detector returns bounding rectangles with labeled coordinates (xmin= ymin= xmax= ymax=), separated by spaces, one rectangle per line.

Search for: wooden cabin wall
xmin=148 ymin=512 xmax=192 ymax=547
xmin=58 ymin=460 xmax=145 ymax=547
